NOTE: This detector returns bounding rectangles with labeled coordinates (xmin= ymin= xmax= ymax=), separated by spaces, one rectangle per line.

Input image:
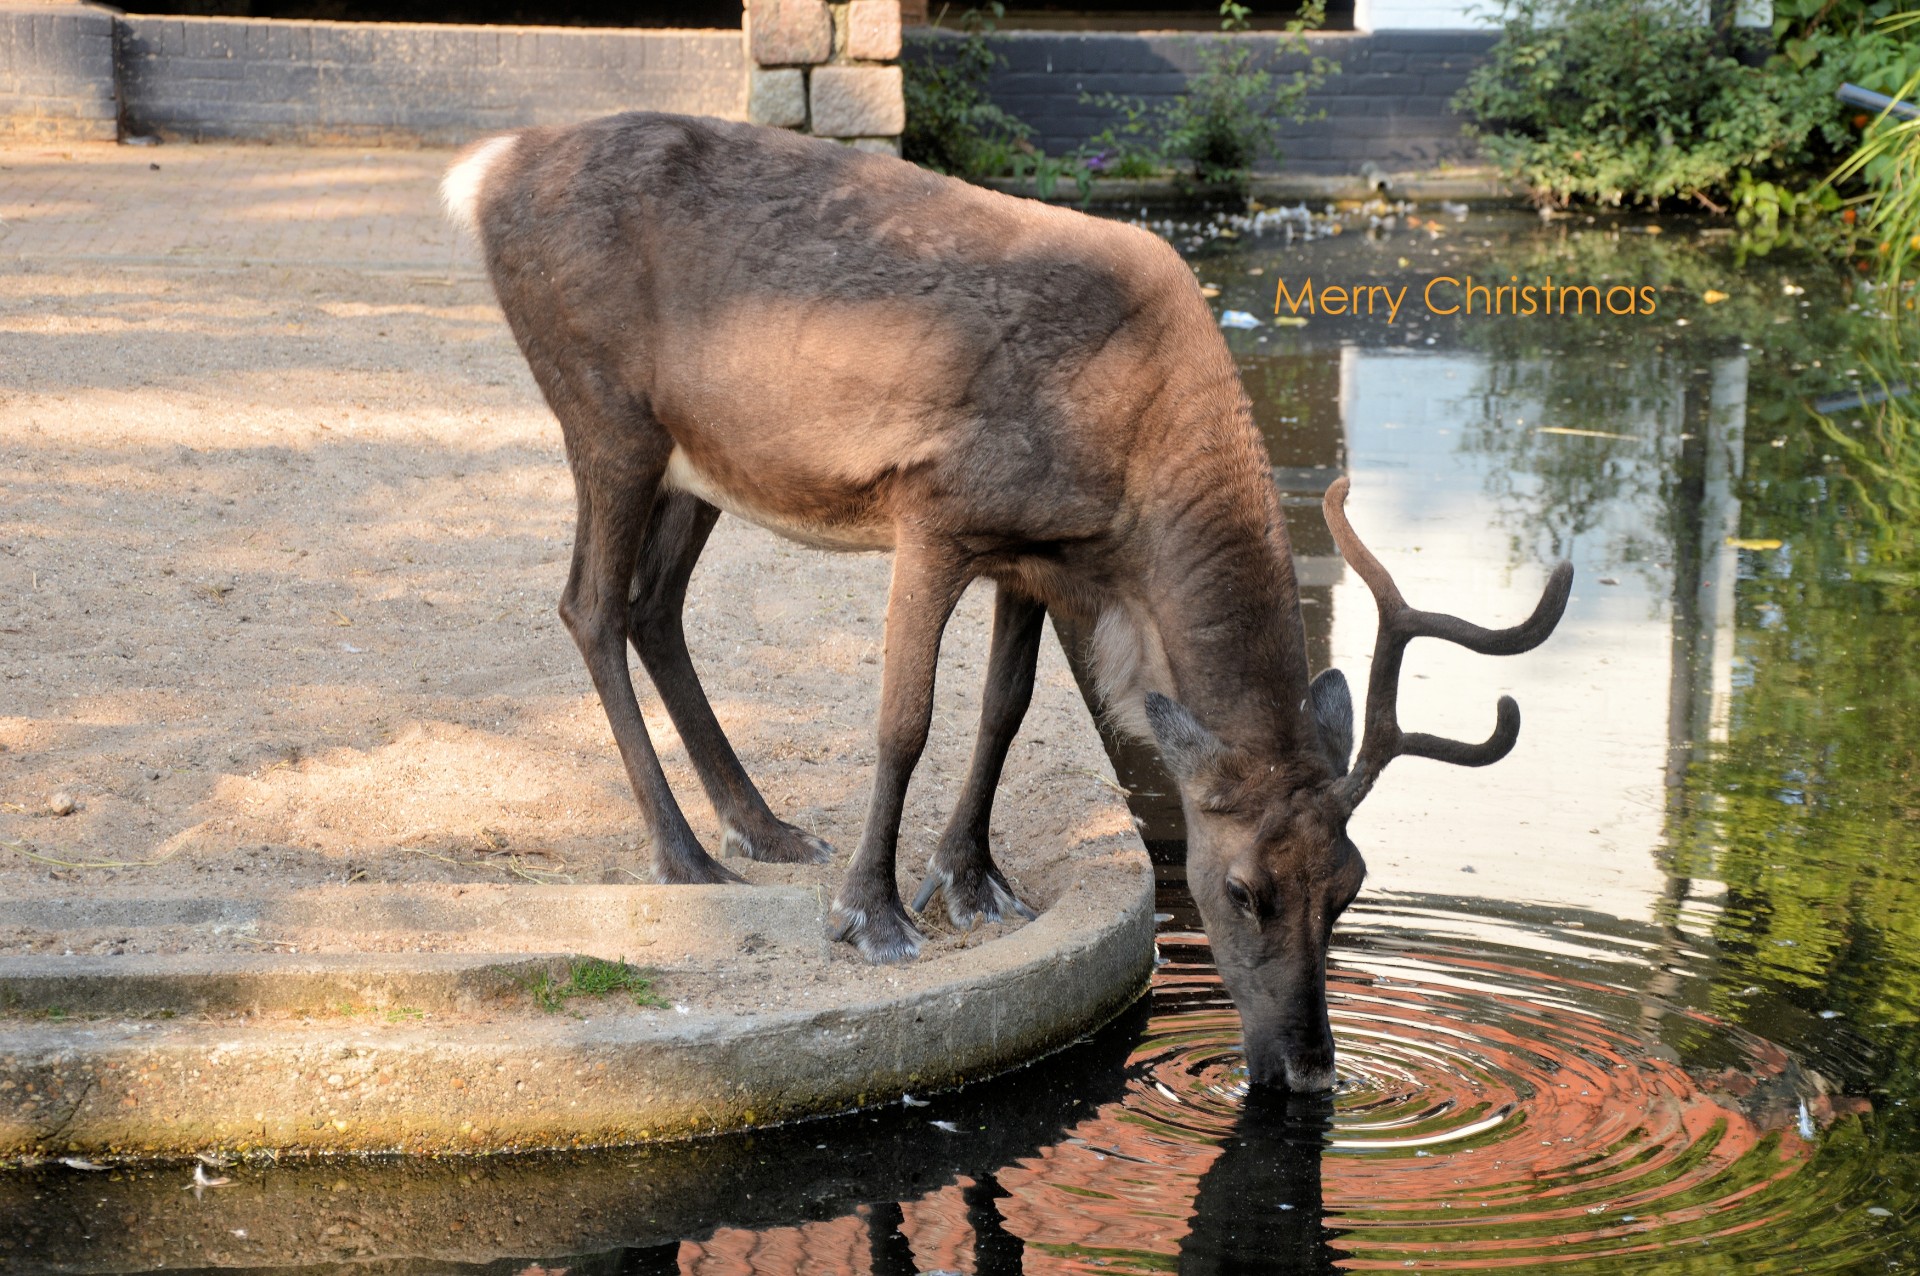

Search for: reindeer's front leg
xmin=829 ymin=540 xmax=971 ymax=964
xmin=913 ymin=584 xmax=1044 ymax=928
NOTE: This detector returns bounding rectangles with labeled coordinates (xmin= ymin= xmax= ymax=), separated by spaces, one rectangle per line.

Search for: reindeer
xmin=442 ymin=113 xmax=1572 ymax=1091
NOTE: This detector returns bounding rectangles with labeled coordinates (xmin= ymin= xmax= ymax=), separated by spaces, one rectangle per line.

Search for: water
xmin=8 ymin=210 xmax=1919 ymax=1271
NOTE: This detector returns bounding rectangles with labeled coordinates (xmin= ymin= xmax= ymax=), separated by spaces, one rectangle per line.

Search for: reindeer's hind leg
xmin=628 ymin=490 xmax=833 ymax=865
xmin=912 ymin=584 xmax=1044 ymax=927
xmin=556 ymin=418 xmax=740 ymax=886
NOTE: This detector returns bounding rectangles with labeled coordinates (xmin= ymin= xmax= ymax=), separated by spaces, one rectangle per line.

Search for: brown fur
xmin=448 ymin=113 xmax=1567 ymax=1089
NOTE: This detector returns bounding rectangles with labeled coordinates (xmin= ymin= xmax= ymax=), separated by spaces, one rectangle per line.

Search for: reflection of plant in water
xmin=1653 ymin=292 xmax=1920 ymax=1195
xmin=1440 ymin=229 xmax=1920 ymax=1163
xmin=1668 ymin=463 xmax=1920 ymax=1193
xmin=1454 ymin=350 xmax=1684 ymax=589
xmin=1443 ymin=225 xmax=1877 ymax=578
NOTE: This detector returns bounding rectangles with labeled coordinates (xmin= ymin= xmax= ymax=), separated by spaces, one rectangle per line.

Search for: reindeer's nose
xmin=1283 ymin=1058 xmax=1338 ymax=1093
xmin=1244 ymin=1037 xmax=1337 ymax=1092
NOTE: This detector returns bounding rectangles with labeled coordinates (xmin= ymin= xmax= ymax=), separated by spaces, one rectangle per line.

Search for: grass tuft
xmin=528 ymin=957 xmax=667 ymax=1014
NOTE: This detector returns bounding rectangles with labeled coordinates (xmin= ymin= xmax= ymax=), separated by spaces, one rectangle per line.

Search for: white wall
xmin=1353 ymin=0 xmax=1491 ymax=32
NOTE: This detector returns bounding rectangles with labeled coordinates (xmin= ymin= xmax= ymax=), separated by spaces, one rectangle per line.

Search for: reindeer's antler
xmin=1322 ymin=477 xmax=1573 ymax=811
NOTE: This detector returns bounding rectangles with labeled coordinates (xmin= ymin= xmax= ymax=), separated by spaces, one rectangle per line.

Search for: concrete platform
xmin=0 ymin=871 xmax=1153 ymax=1158
xmin=0 ymin=140 xmax=1155 ymax=1160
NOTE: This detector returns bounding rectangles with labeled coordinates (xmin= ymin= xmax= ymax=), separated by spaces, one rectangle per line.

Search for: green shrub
xmin=1455 ymin=0 xmax=1843 ymax=208
xmin=1829 ymin=16 xmax=1920 ymax=303
xmin=1087 ymin=0 xmax=1337 ymax=188
xmin=901 ymin=4 xmax=1035 ymax=181
xmin=1776 ymin=0 xmax=1917 ymax=105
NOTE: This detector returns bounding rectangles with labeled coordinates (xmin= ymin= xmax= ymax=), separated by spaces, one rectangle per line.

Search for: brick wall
xmin=1 ymin=7 xmax=1483 ymax=168
xmin=915 ymin=29 xmax=1495 ymax=177
xmin=113 ymin=16 xmax=747 ymax=144
xmin=0 ymin=1 xmax=117 ymax=142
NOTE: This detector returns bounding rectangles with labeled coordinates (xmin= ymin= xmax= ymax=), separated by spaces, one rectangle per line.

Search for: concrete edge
xmin=0 ymin=851 xmax=1155 ymax=1157
xmin=0 ymin=952 xmax=577 ymax=1017
xmin=983 ymin=170 xmax=1526 ymax=206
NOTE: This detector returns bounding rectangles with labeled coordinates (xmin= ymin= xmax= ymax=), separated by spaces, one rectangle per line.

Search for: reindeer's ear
xmin=1145 ymin=693 xmax=1231 ymax=789
xmin=1310 ymin=668 xmax=1354 ymax=777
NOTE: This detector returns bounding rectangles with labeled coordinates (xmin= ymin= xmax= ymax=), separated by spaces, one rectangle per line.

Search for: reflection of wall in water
xmin=1325 ymin=346 xmax=1746 ymax=925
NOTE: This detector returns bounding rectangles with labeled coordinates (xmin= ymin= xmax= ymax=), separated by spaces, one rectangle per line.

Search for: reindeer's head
xmin=1147 ymin=478 xmax=1574 ymax=1092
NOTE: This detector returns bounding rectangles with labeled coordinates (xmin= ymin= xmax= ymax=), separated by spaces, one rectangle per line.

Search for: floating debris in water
xmin=1220 ymin=310 xmax=1261 ymax=329
xmin=187 ymin=1163 xmax=232 ymax=1196
xmin=1537 ymin=426 xmax=1636 ymax=440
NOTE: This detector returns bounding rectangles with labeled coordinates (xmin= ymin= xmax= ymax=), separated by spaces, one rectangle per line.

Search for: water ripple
xmin=1002 ymin=896 xmax=1908 ymax=1272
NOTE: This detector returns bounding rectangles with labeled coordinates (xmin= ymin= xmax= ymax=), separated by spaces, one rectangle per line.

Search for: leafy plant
xmin=1730 ymin=167 xmax=1847 ymax=257
xmin=1086 ymin=0 xmax=1337 ymax=188
xmin=1775 ymin=0 xmax=1917 ymax=109
xmin=901 ymin=4 xmax=1035 ymax=180
xmin=1828 ymin=16 xmax=1920 ymax=308
xmin=527 ymin=957 xmax=667 ymax=1014
xmin=1009 ymin=147 xmax=1094 ymax=203
xmin=1455 ymin=0 xmax=1847 ymax=209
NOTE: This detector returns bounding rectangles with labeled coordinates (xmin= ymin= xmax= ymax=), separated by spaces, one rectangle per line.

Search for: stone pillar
xmin=0 ymin=0 xmax=119 ymax=143
xmin=745 ymin=0 xmax=903 ymax=155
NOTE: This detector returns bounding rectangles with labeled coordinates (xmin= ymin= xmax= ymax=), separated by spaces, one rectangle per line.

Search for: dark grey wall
xmin=0 ymin=2 xmax=118 ymax=141
xmin=113 ymin=16 xmax=746 ymax=143
xmin=915 ymin=29 xmax=1495 ymax=176
xmin=1 ymin=8 xmax=1485 ymax=166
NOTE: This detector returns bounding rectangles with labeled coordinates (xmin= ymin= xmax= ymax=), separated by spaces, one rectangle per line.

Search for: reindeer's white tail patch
xmin=440 ymin=134 xmax=519 ymax=238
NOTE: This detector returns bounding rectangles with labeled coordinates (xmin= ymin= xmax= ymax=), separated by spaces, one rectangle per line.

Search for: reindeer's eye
xmin=1225 ymin=878 xmax=1257 ymax=916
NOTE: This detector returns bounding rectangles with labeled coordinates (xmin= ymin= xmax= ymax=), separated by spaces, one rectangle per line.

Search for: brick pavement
xmin=0 ymin=140 xmax=469 ymax=271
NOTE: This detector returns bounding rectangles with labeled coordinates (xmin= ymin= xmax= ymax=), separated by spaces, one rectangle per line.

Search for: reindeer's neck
xmin=1122 ymin=408 xmax=1317 ymax=760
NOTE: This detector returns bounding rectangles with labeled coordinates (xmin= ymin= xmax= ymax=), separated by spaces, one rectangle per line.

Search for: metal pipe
xmin=1839 ymin=83 xmax=1920 ymax=122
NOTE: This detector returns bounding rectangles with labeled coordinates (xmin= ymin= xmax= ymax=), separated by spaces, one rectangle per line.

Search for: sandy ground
xmin=0 ymin=143 xmax=1139 ymax=981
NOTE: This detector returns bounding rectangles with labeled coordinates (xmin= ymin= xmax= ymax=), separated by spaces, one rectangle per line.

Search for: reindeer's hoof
xmin=828 ymin=894 xmax=923 ymax=965
xmin=911 ymin=839 xmax=1038 ymax=929
xmin=721 ymin=819 xmax=834 ymax=865
xmin=653 ymin=847 xmax=746 ymax=885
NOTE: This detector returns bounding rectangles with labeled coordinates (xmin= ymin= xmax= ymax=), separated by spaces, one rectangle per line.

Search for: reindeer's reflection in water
xmin=610 ymin=1090 xmax=1342 ymax=1276
xmin=1180 ymin=1093 xmax=1339 ymax=1276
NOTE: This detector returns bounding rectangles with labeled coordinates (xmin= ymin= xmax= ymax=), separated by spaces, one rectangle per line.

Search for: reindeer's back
xmin=446 ymin=113 xmax=1241 ymax=545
